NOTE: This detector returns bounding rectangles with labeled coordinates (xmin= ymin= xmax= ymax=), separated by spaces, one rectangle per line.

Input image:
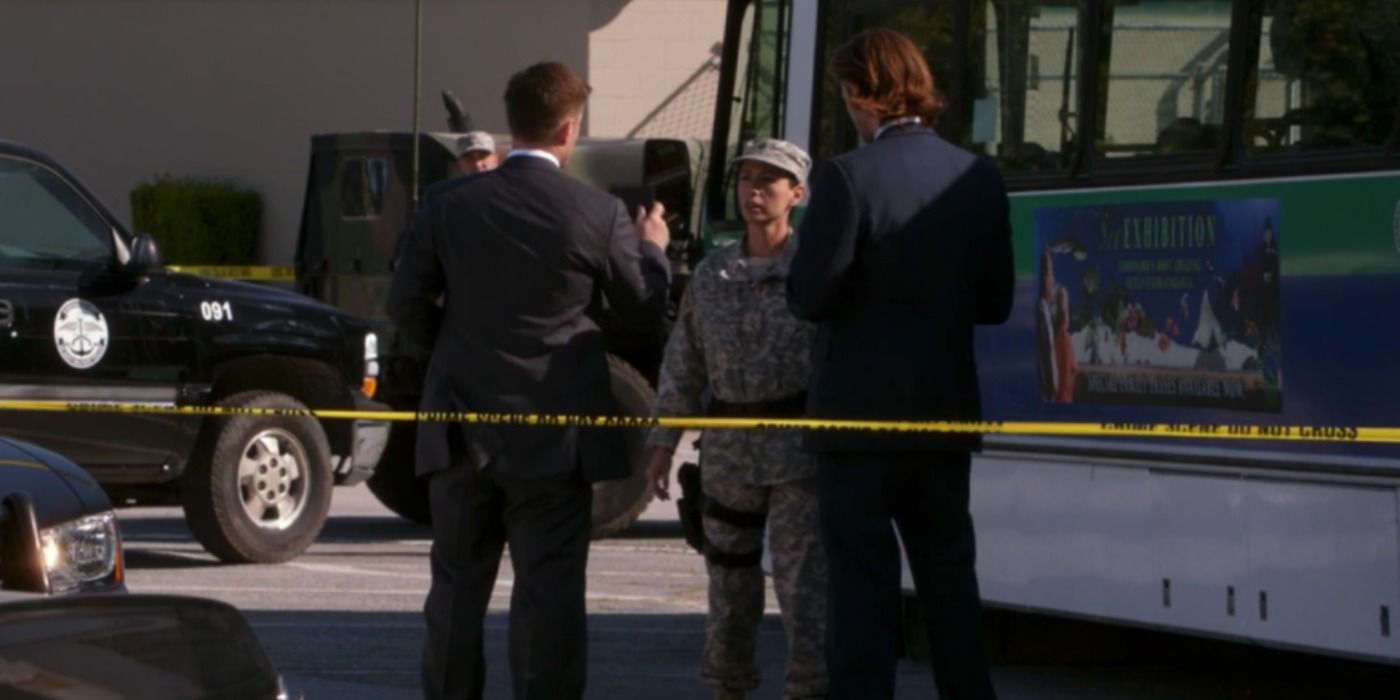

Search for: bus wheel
xmin=590 ymin=356 xmax=656 ymax=539
xmin=181 ymin=391 xmax=333 ymax=563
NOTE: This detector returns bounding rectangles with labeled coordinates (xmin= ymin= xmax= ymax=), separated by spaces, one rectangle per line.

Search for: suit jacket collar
xmin=501 ymin=153 xmax=561 ymax=173
xmin=875 ymin=122 xmax=929 ymax=141
xmin=875 ymin=116 xmax=923 ymax=141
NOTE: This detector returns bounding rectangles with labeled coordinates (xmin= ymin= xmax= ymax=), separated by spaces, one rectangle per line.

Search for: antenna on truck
xmin=443 ymin=90 xmax=473 ymax=133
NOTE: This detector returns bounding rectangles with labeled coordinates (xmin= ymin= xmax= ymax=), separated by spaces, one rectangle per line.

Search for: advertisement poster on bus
xmin=1034 ymin=199 xmax=1281 ymax=411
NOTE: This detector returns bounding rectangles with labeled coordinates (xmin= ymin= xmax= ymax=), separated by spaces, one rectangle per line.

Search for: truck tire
xmin=181 ymin=391 xmax=333 ymax=564
xmin=589 ymin=355 xmax=656 ymax=538
xmin=363 ymin=356 xmax=655 ymax=539
xmin=365 ymin=422 xmax=430 ymax=524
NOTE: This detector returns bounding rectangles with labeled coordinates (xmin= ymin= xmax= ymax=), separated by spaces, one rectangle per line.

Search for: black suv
xmin=0 ymin=139 xmax=387 ymax=564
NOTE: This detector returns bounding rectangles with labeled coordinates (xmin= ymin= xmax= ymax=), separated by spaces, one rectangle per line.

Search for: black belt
xmin=707 ymin=392 xmax=807 ymax=418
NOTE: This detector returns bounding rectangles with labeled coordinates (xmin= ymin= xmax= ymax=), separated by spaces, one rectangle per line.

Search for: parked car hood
xmin=0 ymin=437 xmax=108 ymax=528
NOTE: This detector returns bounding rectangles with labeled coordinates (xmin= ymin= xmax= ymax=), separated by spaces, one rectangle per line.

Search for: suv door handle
xmin=0 ymin=300 xmax=11 ymax=329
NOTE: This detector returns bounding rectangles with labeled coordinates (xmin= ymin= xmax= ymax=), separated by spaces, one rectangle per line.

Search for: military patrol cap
xmin=457 ymin=131 xmax=496 ymax=156
xmin=733 ymin=138 xmax=811 ymax=183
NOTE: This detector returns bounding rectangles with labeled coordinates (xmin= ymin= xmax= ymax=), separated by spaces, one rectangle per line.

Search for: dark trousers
xmin=817 ymin=451 xmax=995 ymax=700
xmin=421 ymin=463 xmax=592 ymax=700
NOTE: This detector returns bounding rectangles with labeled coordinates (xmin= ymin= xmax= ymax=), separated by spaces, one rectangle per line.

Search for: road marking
xmin=247 ymin=621 xmax=734 ymax=636
xmin=492 ymin=577 xmax=704 ymax=606
xmin=134 ymin=583 xmax=708 ymax=609
xmin=308 ymin=539 xmax=432 ymax=546
xmin=135 ymin=585 xmax=429 ymax=596
xmin=591 ymin=544 xmax=696 ymax=555
xmin=289 ymin=561 xmax=699 ymax=581
xmin=589 ymin=570 xmax=701 ymax=579
xmin=288 ymin=561 xmax=430 ymax=580
xmin=120 ymin=535 xmax=200 ymax=544
xmin=126 ymin=547 xmax=213 ymax=561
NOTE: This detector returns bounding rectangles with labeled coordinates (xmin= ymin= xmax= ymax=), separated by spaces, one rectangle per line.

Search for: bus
xmin=703 ymin=0 xmax=1400 ymax=662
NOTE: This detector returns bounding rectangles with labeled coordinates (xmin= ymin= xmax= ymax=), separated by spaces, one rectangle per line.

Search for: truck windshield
xmin=0 ymin=157 xmax=114 ymax=271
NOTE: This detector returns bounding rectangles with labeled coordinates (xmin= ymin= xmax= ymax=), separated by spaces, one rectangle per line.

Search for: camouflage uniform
xmin=649 ymin=237 xmax=829 ymax=699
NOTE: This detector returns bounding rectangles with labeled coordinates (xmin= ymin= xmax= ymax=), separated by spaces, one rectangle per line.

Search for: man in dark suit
xmin=787 ymin=29 xmax=1014 ymax=700
xmin=388 ymin=62 xmax=671 ymax=700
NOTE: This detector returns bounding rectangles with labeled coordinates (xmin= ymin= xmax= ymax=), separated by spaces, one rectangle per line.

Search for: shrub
xmin=130 ymin=176 xmax=261 ymax=264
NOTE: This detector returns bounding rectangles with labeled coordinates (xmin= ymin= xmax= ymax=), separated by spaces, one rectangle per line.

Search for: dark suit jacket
xmin=388 ymin=155 xmax=670 ymax=481
xmin=787 ymin=127 xmax=1014 ymax=452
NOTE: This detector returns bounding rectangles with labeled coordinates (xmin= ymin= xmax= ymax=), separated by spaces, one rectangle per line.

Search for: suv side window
xmin=0 ymin=157 xmax=114 ymax=270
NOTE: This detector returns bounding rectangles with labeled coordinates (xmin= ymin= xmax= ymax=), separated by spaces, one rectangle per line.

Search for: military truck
xmin=0 ymin=138 xmax=388 ymax=564
xmin=295 ymin=128 xmax=703 ymax=537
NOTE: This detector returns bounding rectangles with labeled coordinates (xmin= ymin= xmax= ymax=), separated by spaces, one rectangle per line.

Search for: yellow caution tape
xmin=166 ymin=265 xmax=296 ymax=281
xmin=0 ymin=400 xmax=1395 ymax=444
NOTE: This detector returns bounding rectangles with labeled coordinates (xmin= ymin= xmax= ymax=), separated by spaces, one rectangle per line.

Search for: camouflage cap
xmin=733 ymin=138 xmax=811 ymax=183
xmin=457 ymin=131 xmax=496 ymax=156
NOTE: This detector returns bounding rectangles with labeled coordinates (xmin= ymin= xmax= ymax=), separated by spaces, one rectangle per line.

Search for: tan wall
xmin=588 ymin=0 xmax=725 ymax=139
xmin=0 ymin=0 xmax=723 ymax=264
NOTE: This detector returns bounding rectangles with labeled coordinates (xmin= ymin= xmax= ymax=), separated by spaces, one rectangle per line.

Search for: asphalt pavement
xmin=115 ymin=442 xmax=1397 ymax=699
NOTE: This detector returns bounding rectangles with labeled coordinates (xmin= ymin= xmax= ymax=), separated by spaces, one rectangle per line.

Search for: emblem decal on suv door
xmin=54 ymin=298 xmax=109 ymax=369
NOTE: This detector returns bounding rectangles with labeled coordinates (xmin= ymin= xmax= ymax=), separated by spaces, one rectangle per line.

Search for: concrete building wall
xmin=0 ymin=0 xmax=724 ymax=264
xmin=588 ymin=0 xmax=724 ymax=139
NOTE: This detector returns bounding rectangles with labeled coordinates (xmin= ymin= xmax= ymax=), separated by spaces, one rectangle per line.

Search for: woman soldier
xmin=645 ymin=138 xmax=828 ymax=700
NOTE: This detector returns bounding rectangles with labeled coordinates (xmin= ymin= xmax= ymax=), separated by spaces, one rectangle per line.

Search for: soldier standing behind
xmin=454 ymin=131 xmax=499 ymax=175
xmin=645 ymin=138 xmax=828 ymax=700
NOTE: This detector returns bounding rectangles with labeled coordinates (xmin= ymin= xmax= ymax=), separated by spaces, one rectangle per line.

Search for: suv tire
xmin=365 ymin=422 xmax=430 ymax=524
xmin=589 ymin=355 xmax=656 ymax=538
xmin=181 ymin=391 xmax=333 ymax=563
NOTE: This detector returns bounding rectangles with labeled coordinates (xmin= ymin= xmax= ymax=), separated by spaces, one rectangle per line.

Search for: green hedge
xmin=130 ymin=176 xmax=261 ymax=264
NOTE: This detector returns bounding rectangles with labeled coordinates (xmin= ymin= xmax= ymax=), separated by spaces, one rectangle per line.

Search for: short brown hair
xmin=830 ymin=28 xmax=947 ymax=126
xmin=504 ymin=62 xmax=592 ymax=143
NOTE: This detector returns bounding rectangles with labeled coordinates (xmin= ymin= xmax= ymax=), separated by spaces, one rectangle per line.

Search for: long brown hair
xmin=830 ymin=28 xmax=947 ymax=126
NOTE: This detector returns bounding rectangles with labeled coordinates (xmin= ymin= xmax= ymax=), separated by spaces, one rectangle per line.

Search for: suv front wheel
xmin=181 ymin=391 xmax=333 ymax=563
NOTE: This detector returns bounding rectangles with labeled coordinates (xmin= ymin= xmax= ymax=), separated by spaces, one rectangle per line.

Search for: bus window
xmin=1095 ymin=0 xmax=1231 ymax=160
xmin=713 ymin=0 xmax=792 ymax=227
xmin=811 ymin=0 xmax=958 ymax=159
xmin=723 ymin=0 xmax=790 ymax=150
xmin=968 ymin=0 xmax=1084 ymax=172
xmin=1245 ymin=0 xmax=1400 ymax=154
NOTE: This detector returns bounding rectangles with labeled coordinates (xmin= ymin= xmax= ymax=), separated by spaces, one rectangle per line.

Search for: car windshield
xmin=0 ymin=594 xmax=280 ymax=699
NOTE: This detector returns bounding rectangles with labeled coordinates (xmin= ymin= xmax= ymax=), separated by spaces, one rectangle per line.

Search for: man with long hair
xmin=788 ymin=28 xmax=1014 ymax=700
